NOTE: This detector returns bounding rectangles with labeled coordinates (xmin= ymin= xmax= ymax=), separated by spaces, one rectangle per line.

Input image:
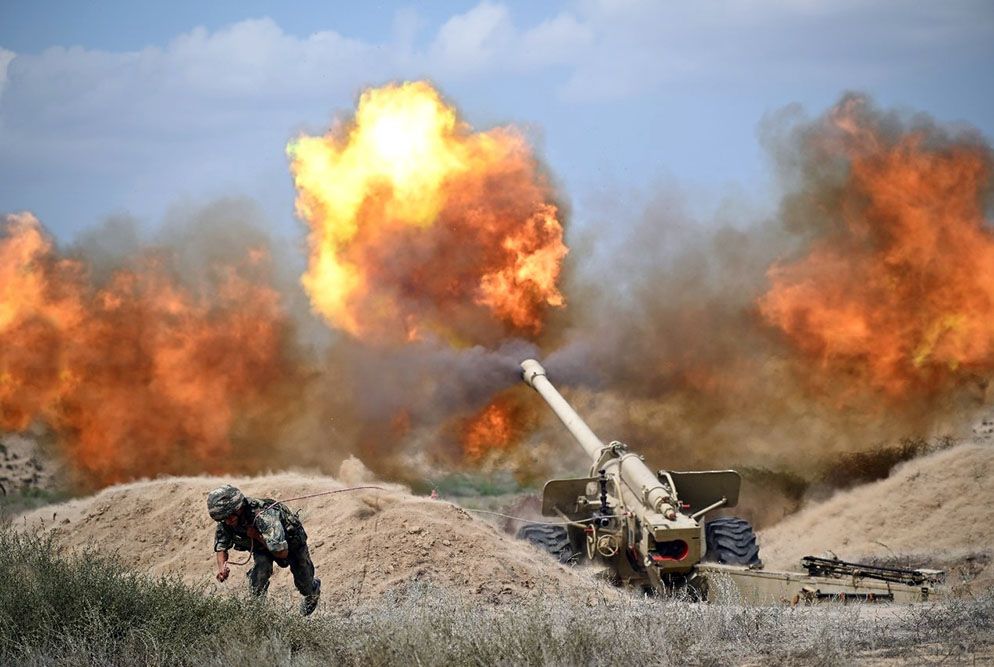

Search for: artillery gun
xmin=518 ymin=359 xmax=944 ymax=603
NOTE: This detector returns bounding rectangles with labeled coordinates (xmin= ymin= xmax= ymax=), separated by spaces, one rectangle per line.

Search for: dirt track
xmin=15 ymin=460 xmax=614 ymax=607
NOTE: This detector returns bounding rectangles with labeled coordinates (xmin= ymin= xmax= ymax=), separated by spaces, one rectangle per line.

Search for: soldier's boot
xmin=300 ymin=578 xmax=321 ymax=616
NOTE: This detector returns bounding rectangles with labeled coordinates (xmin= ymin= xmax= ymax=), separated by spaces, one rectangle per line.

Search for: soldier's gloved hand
xmin=275 ymin=558 xmax=290 ymax=569
xmin=216 ymin=564 xmax=230 ymax=582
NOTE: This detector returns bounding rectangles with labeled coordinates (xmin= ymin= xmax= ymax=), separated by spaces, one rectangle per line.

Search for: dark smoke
xmin=287 ymin=336 xmax=545 ymax=481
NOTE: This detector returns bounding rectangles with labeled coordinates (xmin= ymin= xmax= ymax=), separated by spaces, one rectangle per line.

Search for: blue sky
xmin=1 ymin=1 xmax=992 ymax=245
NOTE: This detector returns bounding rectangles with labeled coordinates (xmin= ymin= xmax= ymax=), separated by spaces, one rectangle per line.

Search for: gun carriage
xmin=518 ymin=359 xmax=943 ymax=603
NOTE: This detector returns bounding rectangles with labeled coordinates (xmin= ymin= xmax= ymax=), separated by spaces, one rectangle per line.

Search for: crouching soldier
xmin=207 ymin=484 xmax=322 ymax=616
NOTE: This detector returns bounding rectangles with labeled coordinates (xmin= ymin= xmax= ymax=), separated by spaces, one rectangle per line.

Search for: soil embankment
xmin=759 ymin=442 xmax=994 ymax=590
xmin=16 ymin=464 xmax=613 ymax=607
xmin=17 ymin=442 xmax=994 ymax=604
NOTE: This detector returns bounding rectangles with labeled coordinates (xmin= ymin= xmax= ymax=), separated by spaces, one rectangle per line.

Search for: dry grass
xmin=1 ymin=529 xmax=992 ymax=666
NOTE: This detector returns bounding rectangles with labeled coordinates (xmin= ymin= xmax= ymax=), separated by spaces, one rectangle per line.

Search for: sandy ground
xmin=759 ymin=442 xmax=994 ymax=590
xmin=15 ymin=458 xmax=615 ymax=607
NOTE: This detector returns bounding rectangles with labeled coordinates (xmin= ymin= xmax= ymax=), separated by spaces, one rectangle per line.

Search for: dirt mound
xmin=759 ymin=442 xmax=994 ymax=589
xmin=15 ymin=463 xmax=613 ymax=607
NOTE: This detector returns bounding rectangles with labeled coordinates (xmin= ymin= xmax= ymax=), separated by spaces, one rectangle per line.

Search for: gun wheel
xmin=516 ymin=523 xmax=578 ymax=564
xmin=703 ymin=517 xmax=763 ymax=567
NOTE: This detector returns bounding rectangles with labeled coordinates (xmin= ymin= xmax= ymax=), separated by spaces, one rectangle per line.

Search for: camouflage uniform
xmin=212 ymin=496 xmax=319 ymax=600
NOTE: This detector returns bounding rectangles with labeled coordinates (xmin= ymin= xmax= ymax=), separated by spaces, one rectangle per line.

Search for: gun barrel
xmin=521 ymin=359 xmax=605 ymax=459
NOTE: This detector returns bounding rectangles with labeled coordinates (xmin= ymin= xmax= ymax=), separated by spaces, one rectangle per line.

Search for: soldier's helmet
xmin=207 ymin=484 xmax=245 ymax=521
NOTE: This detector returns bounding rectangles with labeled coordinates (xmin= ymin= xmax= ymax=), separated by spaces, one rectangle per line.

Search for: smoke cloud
xmin=4 ymin=92 xmax=992 ymax=520
xmin=527 ymin=94 xmax=994 ymax=524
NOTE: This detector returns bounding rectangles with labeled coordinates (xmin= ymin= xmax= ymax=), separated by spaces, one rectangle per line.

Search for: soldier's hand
xmin=216 ymin=564 xmax=230 ymax=583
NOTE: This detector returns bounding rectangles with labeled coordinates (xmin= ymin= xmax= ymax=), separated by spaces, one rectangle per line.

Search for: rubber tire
xmin=703 ymin=517 xmax=762 ymax=567
xmin=516 ymin=524 xmax=576 ymax=564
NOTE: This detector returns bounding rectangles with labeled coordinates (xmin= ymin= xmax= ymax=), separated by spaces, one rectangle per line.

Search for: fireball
xmin=759 ymin=96 xmax=994 ymax=397
xmin=0 ymin=213 xmax=293 ymax=487
xmin=288 ymin=81 xmax=568 ymax=344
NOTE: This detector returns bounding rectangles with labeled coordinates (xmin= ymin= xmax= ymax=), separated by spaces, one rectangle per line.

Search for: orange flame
xmin=461 ymin=396 xmax=525 ymax=460
xmin=758 ymin=97 xmax=994 ymax=397
xmin=459 ymin=391 xmax=538 ymax=461
xmin=0 ymin=213 xmax=293 ymax=487
xmin=287 ymin=81 xmax=568 ymax=344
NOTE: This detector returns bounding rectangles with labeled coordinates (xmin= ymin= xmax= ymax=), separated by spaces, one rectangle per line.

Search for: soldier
xmin=207 ymin=484 xmax=322 ymax=616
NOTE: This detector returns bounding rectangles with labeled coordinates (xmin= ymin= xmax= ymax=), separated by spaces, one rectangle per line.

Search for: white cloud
xmin=518 ymin=13 xmax=594 ymax=67
xmin=4 ymin=4 xmax=987 ymax=152
xmin=0 ymin=2 xmax=990 ymax=238
xmin=553 ymin=0 xmax=994 ymax=101
xmin=412 ymin=0 xmax=993 ymax=100
xmin=429 ymin=2 xmax=515 ymax=74
xmin=160 ymin=18 xmax=377 ymax=96
xmin=0 ymin=48 xmax=14 ymax=100
xmin=0 ymin=18 xmax=404 ymax=237
xmin=423 ymin=3 xmax=594 ymax=78
xmin=0 ymin=17 xmax=394 ymax=170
